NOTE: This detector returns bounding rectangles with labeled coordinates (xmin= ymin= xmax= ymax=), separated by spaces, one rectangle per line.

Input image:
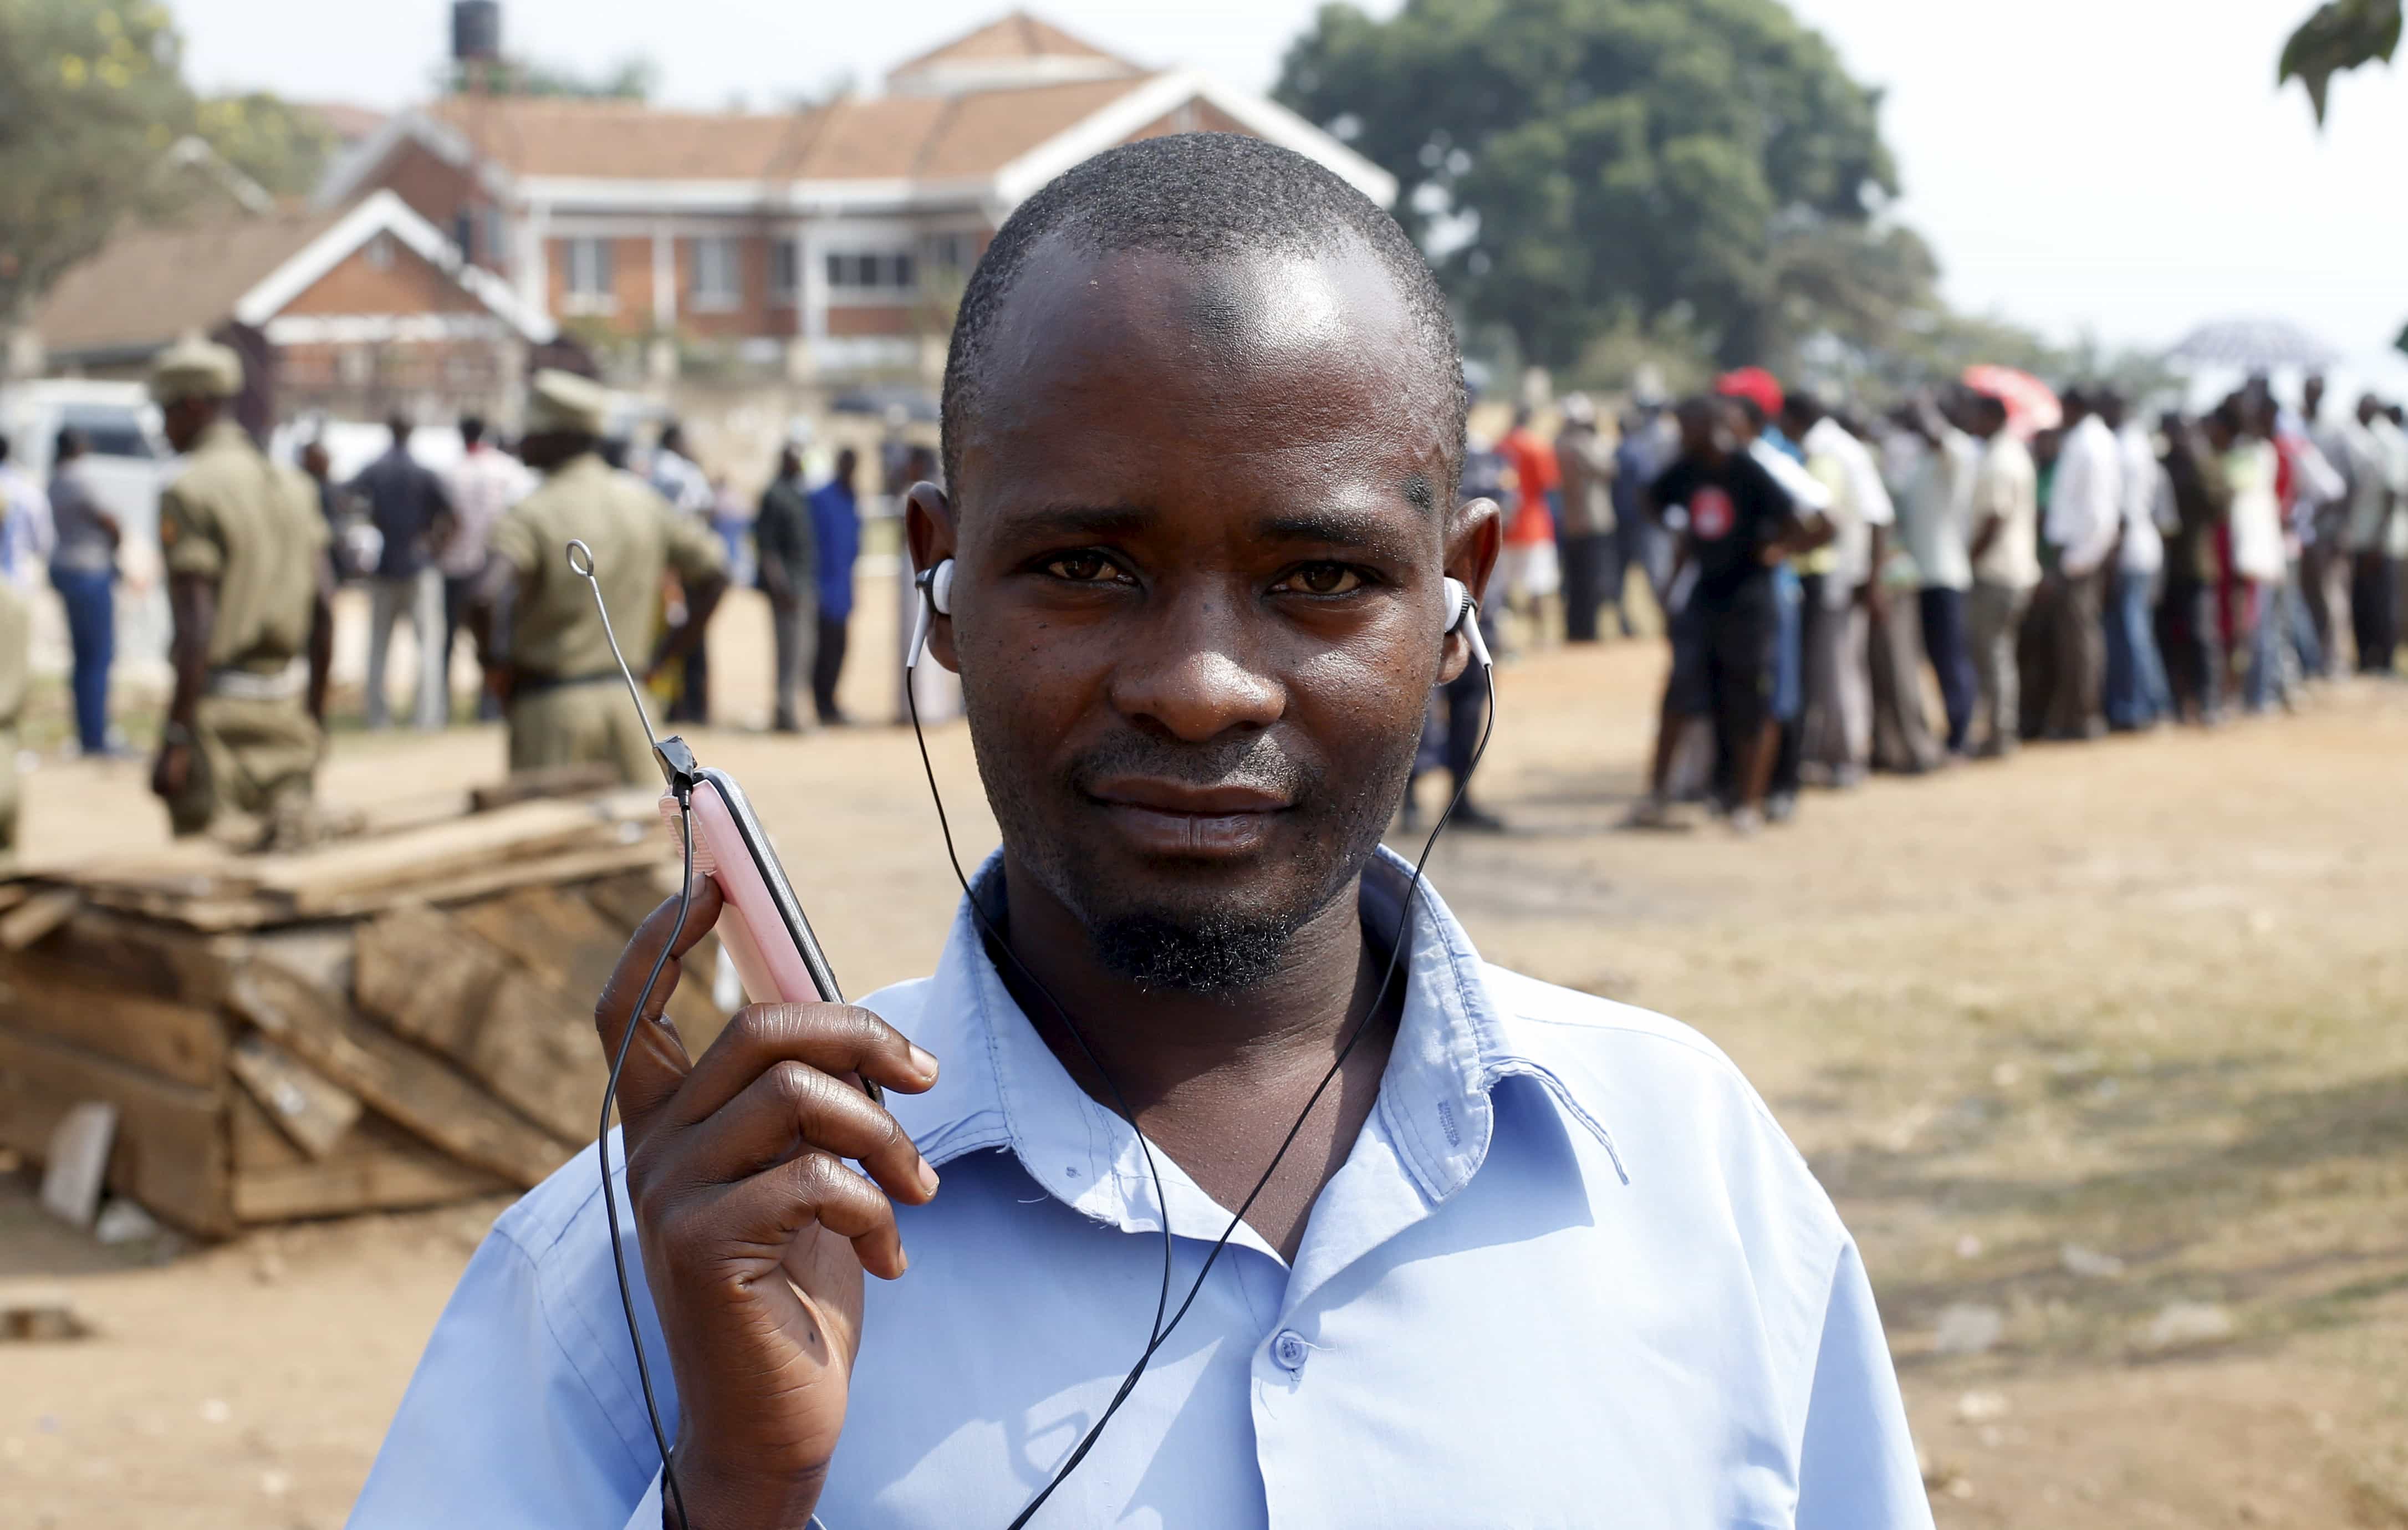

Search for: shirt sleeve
xmin=487 ymin=503 xmax=542 ymax=577
xmin=663 ymin=499 xmax=728 ymax=583
xmin=1794 ymin=1238 xmax=1935 ymax=1530
xmin=1849 ymin=446 xmax=1896 ymax=528
xmin=158 ymin=482 xmax=224 ymax=580
xmin=349 ymin=1228 xmax=664 ymax=1528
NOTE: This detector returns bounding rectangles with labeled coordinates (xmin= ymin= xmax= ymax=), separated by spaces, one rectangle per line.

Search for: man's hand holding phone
xmin=595 ymin=882 xmax=941 ymax=1526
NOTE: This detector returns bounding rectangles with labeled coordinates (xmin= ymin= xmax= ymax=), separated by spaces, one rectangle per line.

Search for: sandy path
xmin=7 ymin=628 xmax=2406 ymax=1528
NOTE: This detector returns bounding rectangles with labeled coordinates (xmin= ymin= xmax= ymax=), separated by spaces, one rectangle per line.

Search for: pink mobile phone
xmin=556 ymin=537 xmax=868 ymax=1098
xmin=657 ymin=754 xmax=873 ymax=1100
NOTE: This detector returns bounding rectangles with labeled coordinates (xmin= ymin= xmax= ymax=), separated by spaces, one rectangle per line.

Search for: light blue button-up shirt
xmin=351 ymin=850 xmax=1931 ymax=1529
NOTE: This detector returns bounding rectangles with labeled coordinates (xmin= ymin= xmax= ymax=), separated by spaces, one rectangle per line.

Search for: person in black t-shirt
xmin=1625 ymin=396 xmax=1829 ymax=833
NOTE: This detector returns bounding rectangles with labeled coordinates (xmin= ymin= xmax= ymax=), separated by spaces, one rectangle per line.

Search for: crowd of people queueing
xmin=0 ymin=410 xmax=895 ymax=759
xmin=1440 ymin=366 xmax=2408 ymax=835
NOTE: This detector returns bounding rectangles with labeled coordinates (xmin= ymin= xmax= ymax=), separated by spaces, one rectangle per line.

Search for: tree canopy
xmin=0 ymin=0 xmax=336 ymax=328
xmin=1276 ymin=0 xmax=1926 ymax=374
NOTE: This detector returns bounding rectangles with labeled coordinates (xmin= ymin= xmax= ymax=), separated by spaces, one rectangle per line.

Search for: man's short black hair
xmin=940 ymin=131 xmax=1465 ymax=501
xmin=460 ymin=414 xmax=486 ymax=446
xmin=1782 ymin=389 xmax=1830 ymax=429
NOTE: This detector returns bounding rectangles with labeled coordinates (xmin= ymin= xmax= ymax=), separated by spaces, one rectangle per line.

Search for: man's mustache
xmin=1065 ymin=730 xmax=1319 ymax=802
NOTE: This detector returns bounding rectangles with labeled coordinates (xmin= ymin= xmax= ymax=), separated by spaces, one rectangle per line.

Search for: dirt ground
xmin=6 ymin=594 xmax=2407 ymax=1529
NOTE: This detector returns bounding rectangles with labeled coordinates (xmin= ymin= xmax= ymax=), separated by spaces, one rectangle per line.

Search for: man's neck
xmin=992 ymin=855 xmax=1381 ymax=1101
xmin=986 ymin=854 xmax=1404 ymax=1257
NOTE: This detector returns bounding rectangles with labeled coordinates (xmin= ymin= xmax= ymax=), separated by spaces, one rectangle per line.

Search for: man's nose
xmin=1110 ymin=587 xmax=1284 ymax=743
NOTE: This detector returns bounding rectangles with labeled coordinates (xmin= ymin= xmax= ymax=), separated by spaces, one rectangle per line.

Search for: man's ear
xmin=1438 ymin=496 xmax=1504 ymax=684
xmin=904 ymin=480 xmax=962 ymax=675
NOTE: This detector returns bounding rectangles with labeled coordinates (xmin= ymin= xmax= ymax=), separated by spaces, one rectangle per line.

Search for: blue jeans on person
xmin=2103 ymin=568 xmax=2171 ymax=730
xmin=1916 ymin=585 xmax=1977 ymax=753
xmin=50 ymin=565 xmax=115 ymax=754
xmin=2281 ymin=559 xmax=2321 ymax=687
xmin=1771 ymin=564 xmax=1802 ymax=723
xmin=2244 ymin=577 xmax=2292 ymax=713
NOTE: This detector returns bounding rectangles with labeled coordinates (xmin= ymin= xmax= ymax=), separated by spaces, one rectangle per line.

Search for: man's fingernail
xmin=908 ymin=1044 xmax=938 ymax=1079
xmin=917 ymin=1158 xmax=941 ymax=1197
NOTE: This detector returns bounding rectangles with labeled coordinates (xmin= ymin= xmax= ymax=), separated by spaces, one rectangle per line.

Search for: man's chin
xmin=1085 ymin=905 xmax=1305 ymax=996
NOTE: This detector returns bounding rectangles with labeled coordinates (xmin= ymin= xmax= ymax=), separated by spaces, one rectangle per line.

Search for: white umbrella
xmin=2166 ymin=318 xmax=2340 ymax=373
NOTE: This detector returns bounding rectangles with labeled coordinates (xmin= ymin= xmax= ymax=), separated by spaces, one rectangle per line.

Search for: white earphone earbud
xmin=907 ymin=558 xmax=956 ymax=670
xmin=1442 ymin=575 xmax=1492 ymax=670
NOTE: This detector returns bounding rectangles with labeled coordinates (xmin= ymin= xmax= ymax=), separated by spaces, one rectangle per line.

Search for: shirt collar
xmin=885 ymin=846 xmax=1624 ymax=1255
xmin=194 ymin=417 xmax=250 ymax=455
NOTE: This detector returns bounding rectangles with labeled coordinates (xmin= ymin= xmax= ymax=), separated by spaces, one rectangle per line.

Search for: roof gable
xmin=33 ymin=208 xmax=346 ymax=358
xmin=33 ymin=190 xmax=553 ymax=359
xmin=887 ymin=11 xmax=1139 ymax=95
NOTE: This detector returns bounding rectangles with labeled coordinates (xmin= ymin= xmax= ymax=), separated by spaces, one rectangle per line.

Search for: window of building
xmin=564 ymin=237 xmax=614 ymax=310
xmin=690 ymin=235 xmax=741 ymax=310
xmin=366 ymin=232 xmax=396 ymax=271
xmin=824 ymin=249 xmax=916 ymax=293
xmin=769 ymin=237 xmax=801 ymax=305
xmin=925 ymin=232 xmax=971 ymax=276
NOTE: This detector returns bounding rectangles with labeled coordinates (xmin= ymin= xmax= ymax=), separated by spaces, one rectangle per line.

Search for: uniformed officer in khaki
xmin=149 ymin=338 xmax=335 ymax=847
xmin=0 ymin=576 xmax=29 ymax=869
xmin=473 ymin=370 xmax=726 ymax=784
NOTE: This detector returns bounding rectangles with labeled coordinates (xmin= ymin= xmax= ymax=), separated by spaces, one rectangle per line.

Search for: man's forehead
xmin=994 ymin=234 xmax=1415 ymax=376
xmin=960 ymin=237 xmax=1453 ymax=493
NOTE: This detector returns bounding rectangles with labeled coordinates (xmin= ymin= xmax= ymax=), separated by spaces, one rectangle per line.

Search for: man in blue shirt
xmin=355 ymin=134 xmax=1929 ymax=1530
xmin=807 ymin=447 xmax=862 ymax=726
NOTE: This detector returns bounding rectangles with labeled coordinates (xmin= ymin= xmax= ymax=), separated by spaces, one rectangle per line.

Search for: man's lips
xmin=1084 ymin=778 xmax=1292 ymax=856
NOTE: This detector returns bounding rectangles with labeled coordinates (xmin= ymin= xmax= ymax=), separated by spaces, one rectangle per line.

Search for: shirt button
xmin=1271 ymin=1330 xmax=1310 ymax=1373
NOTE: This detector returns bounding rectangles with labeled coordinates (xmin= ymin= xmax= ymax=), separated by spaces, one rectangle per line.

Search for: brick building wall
xmin=282 ymin=238 xmax=486 ymax=318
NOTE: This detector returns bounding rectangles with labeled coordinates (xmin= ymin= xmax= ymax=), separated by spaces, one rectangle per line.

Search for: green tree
xmin=2279 ymin=0 xmax=2400 ymax=124
xmin=196 ymin=91 xmax=336 ymax=197
xmin=0 ymin=0 xmax=193 ymax=324
xmin=1276 ymin=0 xmax=1917 ymax=371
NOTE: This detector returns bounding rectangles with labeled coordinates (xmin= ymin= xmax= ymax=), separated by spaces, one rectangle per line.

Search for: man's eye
xmin=1278 ymin=563 xmax=1368 ymax=596
xmin=1043 ymin=551 xmax=1125 ymax=583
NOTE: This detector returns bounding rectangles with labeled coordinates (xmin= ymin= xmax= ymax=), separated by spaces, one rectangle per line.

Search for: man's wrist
xmin=670 ymin=1443 xmax=828 ymax=1529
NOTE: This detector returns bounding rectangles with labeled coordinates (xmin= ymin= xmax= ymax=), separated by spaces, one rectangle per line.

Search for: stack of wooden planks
xmin=0 ymin=788 xmax=727 ymax=1238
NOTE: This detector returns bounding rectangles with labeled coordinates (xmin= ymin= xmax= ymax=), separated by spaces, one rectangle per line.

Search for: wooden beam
xmin=0 ymin=1028 xmax=232 ymax=1239
xmin=1 ymin=889 xmax=82 ymax=950
xmin=248 ymin=795 xmax=655 ymax=915
xmin=34 ymin=908 xmax=242 ymax=1006
xmin=0 ymin=956 xmax=229 ymax=1090
xmin=227 ymin=1032 xmax=361 ymax=1160
xmin=231 ymin=1109 xmax=506 ymax=1222
xmin=227 ymin=961 xmax=574 ymax=1190
xmin=457 ymin=885 xmax=726 ymax=1048
xmin=353 ymin=903 xmax=606 ymax=1144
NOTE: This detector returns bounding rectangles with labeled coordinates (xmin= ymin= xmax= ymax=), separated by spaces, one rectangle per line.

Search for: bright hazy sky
xmin=172 ymin=0 xmax=2408 ymax=364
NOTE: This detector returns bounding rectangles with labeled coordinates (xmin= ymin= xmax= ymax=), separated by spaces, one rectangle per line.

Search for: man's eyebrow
xmin=988 ymin=503 xmax=1154 ymax=540
xmin=1252 ymin=507 xmax=1424 ymax=562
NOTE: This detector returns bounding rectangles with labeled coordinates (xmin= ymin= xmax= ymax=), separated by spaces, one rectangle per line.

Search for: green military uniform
xmin=152 ymin=343 xmax=329 ymax=843
xmin=489 ymin=371 xmax=724 ymax=785
xmin=0 ymin=578 xmax=28 ymax=869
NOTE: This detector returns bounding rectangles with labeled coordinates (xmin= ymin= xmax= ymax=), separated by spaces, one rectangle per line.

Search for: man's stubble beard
xmin=965 ymin=691 xmax=1422 ymax=998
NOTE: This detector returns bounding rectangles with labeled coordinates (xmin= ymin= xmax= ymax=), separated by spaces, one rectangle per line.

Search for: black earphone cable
xmin=600 ymin=788 xmax=696 ymax=1530
xmin=909 ymin=624 xmax=1496 ymax=1529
